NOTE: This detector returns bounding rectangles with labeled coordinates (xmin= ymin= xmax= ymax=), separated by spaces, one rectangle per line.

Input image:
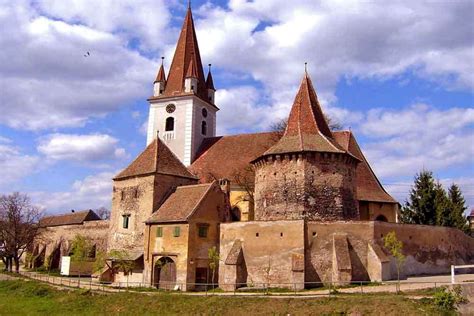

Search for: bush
xmin=433 ymin=286 xmax=466 ymax=311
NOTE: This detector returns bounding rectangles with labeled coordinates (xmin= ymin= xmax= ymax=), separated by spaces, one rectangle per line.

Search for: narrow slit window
xmin=122 ymin=215 xmax=130 ymax=229
xmin=201 ymin=121 xmax=207 ymax=135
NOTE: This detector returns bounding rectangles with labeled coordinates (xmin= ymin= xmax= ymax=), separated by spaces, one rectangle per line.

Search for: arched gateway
xmin=153 ymin=257 xmax=177 ymax=290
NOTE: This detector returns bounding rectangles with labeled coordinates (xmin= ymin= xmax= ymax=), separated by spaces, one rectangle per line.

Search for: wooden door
xmin=155 ymin=257 xmax=177 ymax=290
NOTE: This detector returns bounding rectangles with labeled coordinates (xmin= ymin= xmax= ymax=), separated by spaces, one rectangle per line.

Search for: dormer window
xmin=165 ymin=117 xmax=175 ymax=131
xmin=201 ymin=121 xmax=207 ymax=135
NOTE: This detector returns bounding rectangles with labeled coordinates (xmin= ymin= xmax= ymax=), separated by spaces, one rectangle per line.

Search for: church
xmin=33 ymin=5 xmax=473 ymax=290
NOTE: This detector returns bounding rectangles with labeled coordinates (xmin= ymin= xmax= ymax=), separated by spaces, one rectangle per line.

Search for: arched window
xmin=165 ymin=117 xmax=174 ymax=131
xmin=201 ymin=121 xmax=207 ymax=135
xmin=375 ymin=214 xmax=388 ymax=222
xmin=231 ymin=206 xmax=241 ymax=221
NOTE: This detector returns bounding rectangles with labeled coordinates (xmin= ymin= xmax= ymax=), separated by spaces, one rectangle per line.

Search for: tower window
xmin=165 ymin=117 xmax=175 ymax=131
xmin=202 ymin=108 xmax=208 ymax=117
xmin=201 ymin=121 xmax=207 ymax=135
xmin=122 ymin=215 xmax=130 ymax=229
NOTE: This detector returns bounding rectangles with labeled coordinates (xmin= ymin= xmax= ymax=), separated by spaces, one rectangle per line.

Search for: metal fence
xmin=7 ymin=271 xmax=468 ymax=296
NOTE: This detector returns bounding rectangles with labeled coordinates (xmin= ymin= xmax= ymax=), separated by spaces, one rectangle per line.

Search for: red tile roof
xmin=190 ymin=131 xmax=397 ymax=204
xmin=262 ymin=73 xmax=348 ymax=157
xmin=190 ymin=132 xmax=280 ymax=184
xmin=115 ymin=137 xmax=197 ymax=180
xmin=185 ymin=54 xmax=199 ymax=79
xmin=39 ymin=210 xmax=101 ymax=227
xmin=153 ymin=7 xmax=208 ymax=101
xmin=145 ymin=183 xmax=215 ymax=223
xmin=154 ymin=63 xmax=166 ymax=83
xmin=333 ymin=131 xmax=397 ymax=203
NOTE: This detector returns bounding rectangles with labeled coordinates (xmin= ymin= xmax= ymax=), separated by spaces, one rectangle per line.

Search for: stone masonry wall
xmin=108 ymin=174 xmax=196 ymax=254
xmin=254 ymin=152 xmax=358 ymax=221
xmin=35 ymin=220 xmax=109 ymax=268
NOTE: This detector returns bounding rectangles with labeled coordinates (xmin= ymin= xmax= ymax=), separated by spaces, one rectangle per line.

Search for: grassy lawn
xmin=0 ymin=279 xmax=448 ymax=315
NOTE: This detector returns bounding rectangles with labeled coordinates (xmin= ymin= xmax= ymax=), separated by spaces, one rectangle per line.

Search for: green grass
xmin=0 ymin=279 xmax=449 ymax=315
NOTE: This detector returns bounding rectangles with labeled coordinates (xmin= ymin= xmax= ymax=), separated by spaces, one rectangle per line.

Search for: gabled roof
xmin=145 ymin=183 xmax=215 ymax=223
xmin=190 ymin=132 xmax=279 ymax=184
xmin=190 ymin=131 xmax=397 ymax=204
xmin=39 ymin=210 xmax=101 ymax=227
xmin=114 ymin=137 xmax=197 ymax=180
xmin=261 ymin=73 xmax=348 ymax=157
xmin=155 ymin=6 xmax=208 ymax=101
xmin=333 ymin=131 xmax=397 ymax=203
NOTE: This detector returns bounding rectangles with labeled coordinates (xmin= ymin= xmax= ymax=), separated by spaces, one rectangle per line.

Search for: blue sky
xmin=0 ymin=0 xmax=473 ymax=214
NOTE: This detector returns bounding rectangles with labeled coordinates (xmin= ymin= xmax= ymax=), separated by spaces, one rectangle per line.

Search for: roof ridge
xmin=185 ymin=181 xmax=217 ymax=220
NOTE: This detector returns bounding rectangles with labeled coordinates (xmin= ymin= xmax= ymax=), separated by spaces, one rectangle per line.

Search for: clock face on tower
xmin=202 ymin=108 xmax=208 ymax=117
xmin=166 ymin=104 xmax=176 ymax=113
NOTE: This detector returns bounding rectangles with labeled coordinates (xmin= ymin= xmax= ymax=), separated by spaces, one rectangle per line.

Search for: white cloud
xmin=32 ymin=171 xmax=114 ymax=213
xmin=0 ymin=1 xmax=157 ymax=130
xmin=0 ymin=143 xmax=39 ymax=189
xmin=196 ymin=0 xmax=473 ymax=132
xmin=37 ymin=133 xmax=127 ymax=162
xmin=35 ymin=0 xmax=173 ymax=52
xmin=356 ymin=105 xmax=474 ymax=179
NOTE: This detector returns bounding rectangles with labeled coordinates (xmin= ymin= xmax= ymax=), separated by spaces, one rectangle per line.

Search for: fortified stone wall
xmin=219 ymin=220 xmax=305 ymax=290
xmin=34 ymin=220 xmax=109 ymax=269
xmin=220 ymin=220 xmax=474 ymax=290
xmin=254 ymin=152 xmax=358 ymax=221
xmin=306 ymin=221 xmax=474 ymax=283
xmin=374 ymin=222 xmax=474 ymax=278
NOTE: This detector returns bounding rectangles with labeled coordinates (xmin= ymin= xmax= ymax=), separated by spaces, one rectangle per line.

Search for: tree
xmin=109 ymin=250 xmax=135 ymax=287
xmin=434 ymin=181 xmax=452 ymax=227
xmin=383 ymin=231 xmax=405 ymax=293
xmin=70 ymin=235 xmax=93 ymax=285
xmin=0 ymin=193 xmax=42 ymax=273
xmin=400 ymin=170 xmax=437 ymax=225
xmin=95 ymin=207 xmax=110 ymax=220
xmin=270 ymin=114 xmax=343 ymax=135
xmin=208 ymin=246 xmax=219 ymax=287
xmin=448 ymin=184 xmax=469 ymax=233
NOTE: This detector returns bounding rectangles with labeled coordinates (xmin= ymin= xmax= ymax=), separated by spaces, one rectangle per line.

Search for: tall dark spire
xmin=160 ymin=6 xmax=207 ymax=99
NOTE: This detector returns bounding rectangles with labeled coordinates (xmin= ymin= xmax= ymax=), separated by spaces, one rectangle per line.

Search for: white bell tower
xmin=146 ymin=6 xmax=218 ymax=166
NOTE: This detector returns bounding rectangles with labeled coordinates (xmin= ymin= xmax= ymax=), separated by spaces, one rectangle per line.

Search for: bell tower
xmin=146 ymin=6 xmax=218 ymax=166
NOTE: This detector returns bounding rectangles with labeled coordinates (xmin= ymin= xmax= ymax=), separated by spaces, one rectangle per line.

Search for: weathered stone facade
xmin=253 ymin=152 xmax=359 ymax=221
xmin=144 ymin=182 xmax=229 ymax=290
xmin=32 ymin=218 xmax=109 ymax=271
xmin=108 ymin=174 xmax=196 ymax=253
xmin=219 ymin=220 xmax=474 ymax=289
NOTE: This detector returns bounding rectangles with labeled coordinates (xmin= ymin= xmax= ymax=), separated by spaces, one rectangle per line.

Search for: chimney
xmin=219 ymin=179 xmax=230 ymax=195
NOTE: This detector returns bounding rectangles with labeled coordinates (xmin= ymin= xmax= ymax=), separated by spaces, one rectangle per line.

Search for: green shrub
xmin=433 ymin=286 xmax=466 ymax=311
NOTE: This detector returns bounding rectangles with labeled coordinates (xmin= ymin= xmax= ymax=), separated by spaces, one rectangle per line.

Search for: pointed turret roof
xmin=260 ymin=72 xmax=351 ymax=157
xmin=159 ymin=6 xmax=207 ymax=100
xmin=114 ymin=137 xmax=197 ymax=180
xmin=206 ymin=64 xmax=215 ymax=91
xmin=154 ymin=62 xmax=166 ymax=83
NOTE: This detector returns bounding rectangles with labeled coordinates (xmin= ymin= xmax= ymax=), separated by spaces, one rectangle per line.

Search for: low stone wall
xmin=219 ymin=220 xmax=305 ymax=290
xmin=220 ymin=220 xmax=474 ymax=290
xmin=32 ymin=220 xmax=109 ymax=270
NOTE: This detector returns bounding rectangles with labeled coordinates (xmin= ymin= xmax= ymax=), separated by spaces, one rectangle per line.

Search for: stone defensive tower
xmin=252 ymin=72 xmax=360 ymax=221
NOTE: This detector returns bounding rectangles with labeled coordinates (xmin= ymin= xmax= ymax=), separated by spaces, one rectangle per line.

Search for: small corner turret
xmin=206 ymin=64 xmax=216 ymax=104
xmin=153 ymin=57 xmax=167 ymax=97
